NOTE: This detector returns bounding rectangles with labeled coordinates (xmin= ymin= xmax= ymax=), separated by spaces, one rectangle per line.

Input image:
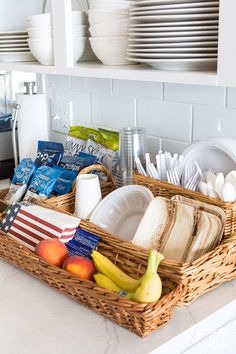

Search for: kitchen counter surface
xmin=0 ymin=260 xmax=236 ymax=354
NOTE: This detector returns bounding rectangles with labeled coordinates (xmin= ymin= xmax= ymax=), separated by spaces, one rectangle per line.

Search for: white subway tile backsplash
xmin=71 ymin=77 xmax=86 ymax=91
xmin=161 ymin=139 xmax=189 ymax=155
xmin=193 ymin=105 xmax=236 ymax=141
xmin=226 ymin=88 xmax=236 ymax=109
xmin=146 ymin=136 xmax=161 ymax=161
xmin=91 ymin=93 xmax=135 ymax=130
xmin=47 ymin=75 xmax=71 ymax=90
xmin=113 ymin=79 xmax=163 ymax=99
xmin=164 ymin=83 xmax=225 ymax=106
xmin=85 ymin=78 xmax=111 ymax=93
xmin=71 ymin=92 xmax=91 ymax=125
xmin=136 ymin=98 xmax=192 ymax=142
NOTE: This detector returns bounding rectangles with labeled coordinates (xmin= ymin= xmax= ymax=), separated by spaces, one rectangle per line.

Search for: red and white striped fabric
xmin=1 ymin=202 xmax=80 ymax=251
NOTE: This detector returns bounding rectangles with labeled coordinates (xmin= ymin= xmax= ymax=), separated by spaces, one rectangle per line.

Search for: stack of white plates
xmin=0 ymin=30 xmax=35 ymax=62
xmin=127 ymin=0 xmax=219 ymax=71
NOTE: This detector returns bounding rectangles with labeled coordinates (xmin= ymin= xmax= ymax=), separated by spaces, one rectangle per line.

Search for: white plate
xmin=0 ymin=30 xmax=27 ymax=35
xmin=130 ymin=2 xmax=219 ymax=11
xmin=129 ymin=30 xmax=218 ymax=37
xmin=183 ymin=139 xmax=236 ymax=174
xmin=130 ymin=7 xmax=219 ymax=16
xmin=129 ymin=25 xmax=218 ymax=32
xmin=0 ymin=35 xmax=28 ymax=40
xmin=126 ymin=57 xmax=217 ymax=70
xmin=127 ymin=47 xmax=217 ymax=53
xmin=132 ymin=0 xmax=218 ymax=7
xmin=0 ymin=52 xmax=36 ymax=62
xmin=90 ymin=185 xmax=154 ymax=242
xmin=128 ymin=41 xmax=218 ymax=48
xmin=129 ymin=35 xmax=218 ymax=43
xmin=129 ymin=20 xmax=218 ymax=27
xmin=128 ymin=52 xmax=217 ymax=58
xmin=130 ymin=13 xmax=219 ymax=23
xmin=0 ymin=44 xmax=29 ymax=48
xmin=0 ymin=48 xmax=30 ymax=52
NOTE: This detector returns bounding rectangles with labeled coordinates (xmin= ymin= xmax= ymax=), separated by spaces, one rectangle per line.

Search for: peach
xmin=35 ymin=239 xmax=68 ymax=267
xmin=62 ymin=256 xmax=96 ymax=280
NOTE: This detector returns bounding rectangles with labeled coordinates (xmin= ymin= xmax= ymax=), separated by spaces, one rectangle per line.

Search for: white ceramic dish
xmin=28 ymin=38 xmax=54 ymax=65
xmin=89 ymin=20 xmax=129 ymax=37
xmin=128 ymin=52 xmax=217 ymax=58
xmin=130 ymin=7 xmax=219 ymax=16
xmin=0 ymin=48 xmax=29 ymax=52
xmin=0 ymin=30 xmax=27 ymax=36
xmin=129 ymin=35 xmax=218 ymax=43
xmin=88 ymin=9 xmax=129 ymax=25
xmin=27 ymin=11 xmax=88 ymax=27
xmin=182 ymin=138 xmax=236 ymax=174
xmin=129 ymin=20 xmax=218 ymax=27
xmin=132 ymin=0 xmax=218 ymax=7
xmin=73 ymin=38 xmax=87 ymax=63
xmin=126 ymin=57 xmax=217 ymax=70
xmin=128 ymin=41 xmax=218 ymax=48
xmin=130 ymin=2 xmax=219 ymax=11
xmin=127 ymin=47 xmax=217 ymax=53
xmin=90 ymin=185 xmax=154 ymax=242
xmin=73 ymin=25 xmax=89 ymax=37
xmin=129 ymin=30 xmax=218 ymax=37
xmin=89 ymin=0 xmax=130 ymax=10
xmin=27 ymin=26 xmax=53 ymax=39
xmin=129 ymin=25 xmax=218 ymax=32
xmin=90 ymin=37 xmax=132 ymax=65
xmin=0 ymin=52 xmax=36 ymax=62
xmin=0 ymin=43 xmax=29 ymax=48
xmin=130 ymin=13 xmax=218 ymax=23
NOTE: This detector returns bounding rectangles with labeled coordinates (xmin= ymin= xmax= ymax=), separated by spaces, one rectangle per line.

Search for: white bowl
xmin=89 ymin=0 xmax=130 ymax=10
xmin=90 ymin=185 xmax=154 ymax=241
xmin=27 ymin=26 xmax=53 ymax=39
xmin=88 ymin=9 xmax=129 ymax=26
xmin=73 ymin=38 xmax=87 ymax=63
xmin=27 ymin=11 xmax=88 ymax=27
xmin=89 ymin=36 xmax=132 ymax=65
xmin=73 ymin=24 xmax=89 ymax=37
xmin=27 ymin=38 xmax=54 ymax=65
xmin=89 ymin=19 xmax=128 ymax=37
xmin=27 ymin=13 xmax=52 ymax=28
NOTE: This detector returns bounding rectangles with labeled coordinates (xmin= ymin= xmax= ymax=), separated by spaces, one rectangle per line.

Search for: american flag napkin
xmin=0 ymin=202 xmax=80 ymax=251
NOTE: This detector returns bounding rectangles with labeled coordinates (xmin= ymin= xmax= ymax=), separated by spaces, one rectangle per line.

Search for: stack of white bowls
xmin=27 ymin=12 xmax=89 ymax=65
xmin=88 ymin=0 xmax=132 ymax=65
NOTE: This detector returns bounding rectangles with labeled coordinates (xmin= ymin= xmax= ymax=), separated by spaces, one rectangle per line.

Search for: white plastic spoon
xmin=215 ymin=172 xmax=224 ymax=199
xmin=222 ymin=182 xmax=236 ymax=202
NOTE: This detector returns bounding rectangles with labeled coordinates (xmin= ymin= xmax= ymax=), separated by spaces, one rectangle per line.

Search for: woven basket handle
xmin=72 ymin=164 xmax=115 ymax=192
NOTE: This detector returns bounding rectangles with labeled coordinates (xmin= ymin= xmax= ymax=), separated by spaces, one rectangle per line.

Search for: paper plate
xmin=90 ymin=185 xmax=154 ymax=242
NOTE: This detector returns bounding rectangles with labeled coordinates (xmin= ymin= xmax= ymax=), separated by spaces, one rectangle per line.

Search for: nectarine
xmin=35 ymin=239 xmax=68 ymax=267
xmin=62 ymin=256 xmax=96 ymax=280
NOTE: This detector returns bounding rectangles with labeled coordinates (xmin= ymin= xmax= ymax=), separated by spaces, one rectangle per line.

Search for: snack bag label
xmin=66 ymin=228 xmax=100 ymax=258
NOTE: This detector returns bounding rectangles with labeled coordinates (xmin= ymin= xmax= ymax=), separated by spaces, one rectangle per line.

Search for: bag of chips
xmin=35 ymin=141 xmax=64 ymax=167
xmin=24 ymin=166 xmax=62 ymax=202
xmin=4 ymin=158 xmax=36 ymax=204
xmin=52 ymin=166 xmax=77 ymax=196
xmin=64 ymin=126 xmax=90 ymax=157
xmin=59 ymin=152 xmax=97 ymax=174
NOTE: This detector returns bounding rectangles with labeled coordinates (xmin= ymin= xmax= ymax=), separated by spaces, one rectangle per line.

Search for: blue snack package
xmin=35 ymin=141 xmax=64 ymax=167
xmin=59 ymin=153 xmax=97 ymax=173
xmin=52 ymin=166 xmax=77 ymax=196
xmin=24 ymin=166 xmax=62 ymax=201
xmin=66 ymin=228 xmax=100 ymax=258
xmin=12 ymin=158 xmax=36 ymax=185
xmin=3 ymin=158 xmax=36 ymax=204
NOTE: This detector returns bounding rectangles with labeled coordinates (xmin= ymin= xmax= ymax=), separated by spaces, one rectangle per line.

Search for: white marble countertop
xmin=0 ymin=260 xmax=236 ymax=354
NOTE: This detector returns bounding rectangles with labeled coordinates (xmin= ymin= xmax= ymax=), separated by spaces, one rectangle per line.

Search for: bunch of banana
xmin=91 ymin=249 xmax=164 ymax=303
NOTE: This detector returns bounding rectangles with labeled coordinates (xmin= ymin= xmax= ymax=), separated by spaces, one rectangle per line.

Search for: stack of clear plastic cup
xmin=116 ymin=127 xmax=146 ymax=188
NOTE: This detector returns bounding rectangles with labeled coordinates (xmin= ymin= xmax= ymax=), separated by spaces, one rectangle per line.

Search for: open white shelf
xmin=0 ymin=60 xmax=218 ymax=86
xmin=0 ymin=0 xmax=235 ymax=87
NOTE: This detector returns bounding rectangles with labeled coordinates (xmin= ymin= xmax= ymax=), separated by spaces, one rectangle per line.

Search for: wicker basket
xmin=0 ymin=222 xmax=184 ymax=337
xmin=42 ymin=164 xmax=116 ymax=213
xmin=133 ymin=174 xmax=236 ymax=305
xmin=134 ymin=174 xmax=236 ymax=238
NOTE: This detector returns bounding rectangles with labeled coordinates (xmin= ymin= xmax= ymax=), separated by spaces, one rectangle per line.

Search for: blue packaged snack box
xmin=52 ymin=166 xmax=77 ymax=196
xmin=35 ymin=141 xmax=64 ymax=167
xmin=66 ymin=228 xmax=100 ymax=258
xmin=59 ymin=152 xmax=97 ymax=173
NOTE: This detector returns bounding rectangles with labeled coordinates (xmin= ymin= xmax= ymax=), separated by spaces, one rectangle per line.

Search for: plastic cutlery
xmin=222 ymin=182 xmax=236 ymax=202
xmin=215 ymin=172 xmax=224 ymax=199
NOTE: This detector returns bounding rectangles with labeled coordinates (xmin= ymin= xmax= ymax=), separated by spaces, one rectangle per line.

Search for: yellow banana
xmin=91 ymin=250 xmax=140 ymax=292
xmin=94 ymin=273 xmax=122 ymax=292
xmin=131 ymin=250 xmax=164 ymax=303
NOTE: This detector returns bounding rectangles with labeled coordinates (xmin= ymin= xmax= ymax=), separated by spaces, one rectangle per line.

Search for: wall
xmin=46 ymin=75 xmax=236 ymax=161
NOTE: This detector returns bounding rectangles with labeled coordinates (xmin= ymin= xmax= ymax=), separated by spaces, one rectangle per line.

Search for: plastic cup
xmin=75 ymin=174 xmax=102 ymax=219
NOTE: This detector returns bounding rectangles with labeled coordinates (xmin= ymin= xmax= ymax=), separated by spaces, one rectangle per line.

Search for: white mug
xmin=75 ymin=174 xmax=102 ymax=219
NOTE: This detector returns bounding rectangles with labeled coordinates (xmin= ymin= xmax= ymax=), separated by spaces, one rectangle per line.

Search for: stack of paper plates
xmin=127 ymin=0 xmax=219 ymax=71
xmin=0 ymin=30 xmax=35 ymax=62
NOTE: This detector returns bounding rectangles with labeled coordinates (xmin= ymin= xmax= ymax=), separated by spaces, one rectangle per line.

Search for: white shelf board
xmin=0 ymin=60 xmax=217 ymax=85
